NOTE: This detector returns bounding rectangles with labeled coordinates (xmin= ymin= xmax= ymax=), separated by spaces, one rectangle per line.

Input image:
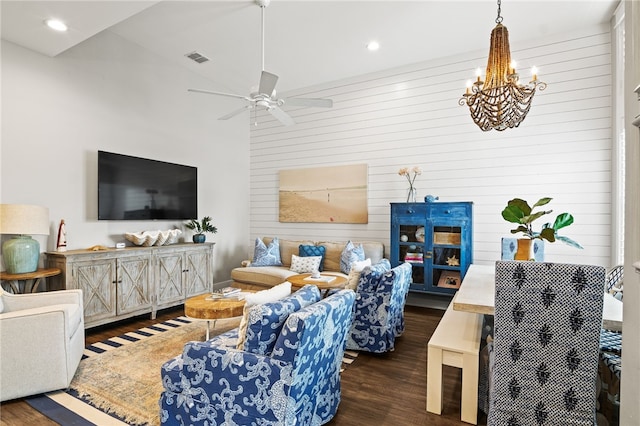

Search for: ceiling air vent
xmin=185 ymin=51 xmax=210 ymax=64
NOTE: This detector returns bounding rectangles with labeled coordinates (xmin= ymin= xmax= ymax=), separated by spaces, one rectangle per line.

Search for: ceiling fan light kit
xmin=188 ymin=0 xmax=332 ymax=126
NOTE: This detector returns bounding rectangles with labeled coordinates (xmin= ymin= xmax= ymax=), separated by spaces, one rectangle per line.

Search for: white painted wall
xmin=248 ymin=25 xmax=614 ymax=270
xmin=0 ymin=31 xmax=250 ymax=283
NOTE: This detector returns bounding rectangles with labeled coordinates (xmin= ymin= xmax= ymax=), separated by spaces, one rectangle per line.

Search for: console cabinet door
xmin=71 ymin=259 xmax=116 ymax=325
xmin=156 ymin=251 xmax=185 ymax=306
xmin=117 ymin=255 xmax=152 ymax=316
xmin=185 ymin=248 xmax=211 ymax=297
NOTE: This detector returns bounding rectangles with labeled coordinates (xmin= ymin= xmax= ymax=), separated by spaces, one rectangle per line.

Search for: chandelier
xmin=459 ymin=0 xmax=546 ymax=131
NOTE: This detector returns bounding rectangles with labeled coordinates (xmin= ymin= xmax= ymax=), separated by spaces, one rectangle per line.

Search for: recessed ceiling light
xmin=366 ymin=41 xmax=380 ymax=51
xmin=44 ymin=19 xmax=68 ymax=32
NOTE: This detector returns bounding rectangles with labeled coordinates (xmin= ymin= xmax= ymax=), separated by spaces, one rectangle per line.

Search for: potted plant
xmin=501 ymin=197 xmax=582 ymax=260
xmin=185 ymin=216 xmax=217 ymax=243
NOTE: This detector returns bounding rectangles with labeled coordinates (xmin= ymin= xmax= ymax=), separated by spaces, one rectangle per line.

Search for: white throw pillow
xmin=243 ymin=281 xmax=292 ymax=307
xmin=236 ymin=282 xmax=292 ymax=350
xmin=345 ymin=258 xmax=372 ymax=290
xmin=289 ymin=254 xmax=322 ymax=273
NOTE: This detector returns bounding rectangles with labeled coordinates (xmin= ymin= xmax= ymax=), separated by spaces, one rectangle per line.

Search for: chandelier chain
xmin=495 ymin=0 xmax=503 ymax=24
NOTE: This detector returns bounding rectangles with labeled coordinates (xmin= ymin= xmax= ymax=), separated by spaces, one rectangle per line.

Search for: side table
xmin=185 ymin=292 xmax=252 ymax=340
xmin=0 ymin=268 xmax=62 ymax=294
xmin=286 ymin=273 xmax=348 ymax=297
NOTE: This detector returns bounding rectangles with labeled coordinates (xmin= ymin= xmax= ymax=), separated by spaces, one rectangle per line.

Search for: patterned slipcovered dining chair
xmin=488 ymin=261 xmax=606 ymax=425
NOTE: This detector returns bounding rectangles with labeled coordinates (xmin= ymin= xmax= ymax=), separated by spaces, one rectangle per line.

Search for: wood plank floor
xmin=0 ymin=304 xmax=486 ymax=425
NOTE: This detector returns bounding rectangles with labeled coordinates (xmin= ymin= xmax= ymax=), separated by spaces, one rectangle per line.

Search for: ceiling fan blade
xmin=268 ymin=106 xmax=295 ymax=126
xmin=188 ymin=88 xmax=249 ymax=101
xmin=284 ymin=97 xmax=333 ymax=108
xmin=219 ymin=105 xmax=252 ymax=120
xmin=258 ymin=71 xmax=279 ymax=96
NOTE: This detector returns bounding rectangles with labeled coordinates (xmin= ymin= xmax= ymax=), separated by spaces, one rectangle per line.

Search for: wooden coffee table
xmin=185 ymin=292 xmax=251 ymax=340
xmin=287 ymin=273 xmax=348 ymax=297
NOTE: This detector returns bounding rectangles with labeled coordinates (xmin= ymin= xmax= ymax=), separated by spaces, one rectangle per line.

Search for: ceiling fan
xmin=188 ymin=0 xmax=333 ymax=126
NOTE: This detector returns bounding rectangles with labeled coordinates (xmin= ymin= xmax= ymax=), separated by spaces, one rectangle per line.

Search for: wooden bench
xmin=426 ymin=293 xmax=483 ymax=424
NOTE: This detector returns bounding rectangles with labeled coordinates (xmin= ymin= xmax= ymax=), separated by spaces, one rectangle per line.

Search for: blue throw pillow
xmin=251 ymin=237 xmax=283 ymax=266
xmin=299 ymin=245 xmax=326 ymax=271
xmin=340 ymin=240 xmax=365 ymax=274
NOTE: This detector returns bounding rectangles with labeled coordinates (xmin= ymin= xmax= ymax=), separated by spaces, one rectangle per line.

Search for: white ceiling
xmin=1 ymin=0 xmax=618 ymax=95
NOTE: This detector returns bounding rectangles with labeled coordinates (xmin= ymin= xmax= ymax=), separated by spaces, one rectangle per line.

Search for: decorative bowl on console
xmin=125 ymin=229 xmax=181 ymax=247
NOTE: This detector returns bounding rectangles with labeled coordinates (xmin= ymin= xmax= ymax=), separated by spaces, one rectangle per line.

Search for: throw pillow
xmin=251 ymin=237 xmax=283 ymax=267
xmin=299 ymin=245 xmax=326 ymax=271
xmin=345 ymin=258 xmax=372 ymax=290
xmin=340 ymin=240 xmax=365 ymax=274
xmin=237 ymin=282 xmax=291 ymax=351
xmin=290 ymin=254 xmax=322 ymax=273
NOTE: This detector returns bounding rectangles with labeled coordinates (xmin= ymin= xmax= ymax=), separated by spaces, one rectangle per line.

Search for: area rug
xmin=26 ymin=316 xmax=359 ymax=426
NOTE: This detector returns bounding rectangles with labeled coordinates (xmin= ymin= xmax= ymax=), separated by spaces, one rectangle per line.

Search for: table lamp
xmin=0 ymin=204 xmax=50 ymax=274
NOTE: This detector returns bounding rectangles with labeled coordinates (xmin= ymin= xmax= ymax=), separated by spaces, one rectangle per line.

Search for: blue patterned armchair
xmin=345 ymin=260 xmax=412 ymax=353
xmin=160 ymin=289 xmax=356 ymax=426
xmin=488 ymin=261 xmax=606 ymax=425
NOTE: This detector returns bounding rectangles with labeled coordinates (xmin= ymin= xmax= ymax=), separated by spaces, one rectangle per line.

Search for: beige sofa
xmin=231 ymin=237 xmax=385 ymax=290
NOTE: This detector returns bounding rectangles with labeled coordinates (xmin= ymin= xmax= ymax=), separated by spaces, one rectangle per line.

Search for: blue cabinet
xmin=390 ymin=201 xmax=473 ymax=295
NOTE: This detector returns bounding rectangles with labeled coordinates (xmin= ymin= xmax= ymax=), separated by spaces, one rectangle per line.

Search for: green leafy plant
xmin=185 ymin=216 xmax=217 ymax=235
xmin=501 ymin=197 xmax=582 ymax=249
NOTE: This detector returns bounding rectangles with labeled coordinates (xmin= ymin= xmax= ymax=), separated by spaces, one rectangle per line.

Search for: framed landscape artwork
xmin=279 ymin=164 xmax=368 ymax=223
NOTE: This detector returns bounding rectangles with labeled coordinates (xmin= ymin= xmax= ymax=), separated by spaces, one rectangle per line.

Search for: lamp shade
xmin=1 ymin=204 xmax=49 ymax=274
xmin=0 ymin=204 xmax=50 ymax=235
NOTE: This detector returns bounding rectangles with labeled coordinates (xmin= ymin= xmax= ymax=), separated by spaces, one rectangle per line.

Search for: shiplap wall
xmin=247 ymin=25 xmax=613 ymax=269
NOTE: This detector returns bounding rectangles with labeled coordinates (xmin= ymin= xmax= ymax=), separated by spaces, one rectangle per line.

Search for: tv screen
xmin=98 ymin=151 xmax=197 ymax=220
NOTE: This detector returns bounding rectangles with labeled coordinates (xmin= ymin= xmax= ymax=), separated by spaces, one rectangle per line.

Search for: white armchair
xmin=0 ymin=288 xmax=84 ymax=401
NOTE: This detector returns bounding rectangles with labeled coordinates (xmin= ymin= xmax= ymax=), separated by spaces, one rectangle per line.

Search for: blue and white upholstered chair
xmin=160 ymin=288 xmax=355 ymax=426
xmin=488 ymin=261 xmax=606 ymax=425
xmin=345 ymin=260 xmax=412 ymax=353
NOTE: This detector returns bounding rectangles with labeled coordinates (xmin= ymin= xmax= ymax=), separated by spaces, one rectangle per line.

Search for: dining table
xmin=453 ymin=264 xmax=623 ymax=332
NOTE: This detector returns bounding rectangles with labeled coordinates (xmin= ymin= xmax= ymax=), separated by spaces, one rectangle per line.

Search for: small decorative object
xmin=502 ymin=197 xmax=582 ymax=260
xmin=125 ymin=230 xmax=182 ymax=247
xmin=446 ymin=255 xmax=460 ymax=266
xmin=425 ymin=194 xmax=439 ymax=203
xmin=400 ymin=234 xmax=409 ymax=242
xmin=437 ymin=271 xmax=461 ymax=289
xmin=56 ymin=219 xmax=67 ymax=252
xmin=415 ymin=227 xmax=425 ymax=243
xmin=311 ymin=270 xmax=321 ymax=279
xmin=398 ymin=166 xmax=422 ymax=202
xmin=185 ymin=216 xmax=217 ymax=243
xmin=459 ymin=0 xmax=546 ymax=131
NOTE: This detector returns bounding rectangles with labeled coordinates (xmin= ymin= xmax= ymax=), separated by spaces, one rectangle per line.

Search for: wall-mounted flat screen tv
xmin=98 ymin=150 xmax=197 ymax=220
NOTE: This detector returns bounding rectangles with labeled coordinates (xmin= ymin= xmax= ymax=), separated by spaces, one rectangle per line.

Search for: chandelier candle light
xmin=399 ymin=166 xmax=422 ymax=202
xmin=459 ymin=0 xmax=546 ymax=131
